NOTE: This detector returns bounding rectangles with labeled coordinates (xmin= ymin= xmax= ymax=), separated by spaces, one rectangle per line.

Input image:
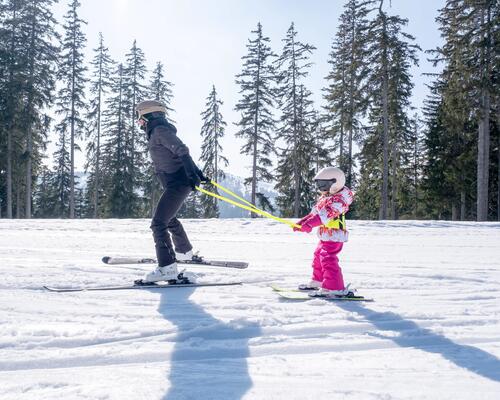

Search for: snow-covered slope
xmin=0 ymin=219 xmax=499 ymax=400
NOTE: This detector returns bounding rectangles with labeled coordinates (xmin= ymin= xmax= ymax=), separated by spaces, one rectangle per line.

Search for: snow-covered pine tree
xmin=85 ymin=32 xmax=113 ymax=218
xmin=54 ymin=0 xmax=87 ymax=218
xmin=199 ymin=85 xmax=228 ymax=218
xmin=123 ymin=40 xmax=147 ymax=216
xmin=274 ymin=22 xmax=316 ymax=217
xmin=356 ymin=0 xmax=419 ymax=220
xmin=235 ymin=23 xmax=276 ymax=215
xmin=144 ymin=61 xmax=174 ymax=217
xmin=323 ymin=0 xmax=370 ymax=187
xmin=17 ymin=0 xmax=59 ymax=217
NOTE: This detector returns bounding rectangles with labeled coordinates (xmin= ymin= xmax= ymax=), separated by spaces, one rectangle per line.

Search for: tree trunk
xmin=379 ymin=4 xmax=389 ymax=220
xmin=451 ymin=203 xmax=458 ymax=221
xmin=250 ymin=41 xmax=262 ymax=218
xmin=476 ymin=5 xmax=491 ymax=221
xmin=460 ymin=190 xmax=466 ymax=221
xmin=7 ymin=130 xmax=13 ymax=218
xmin=69 ymin=78 xmax=76 ymax=219
xmin=497 ymin=102 xmax=500 ymax=221
xmin=25 ymin=10 xmax=38 ymax=219
xmin=347 ymin=5 xmax=356 ymax=187
xmin=93 ymin=41 xmax=105 ymax=219
xmin=25 ymin=127 xmax=32 ymax=218
xmin=291 ymin=31 xmax=300 ymax=218
xmin=16 ymin=186 xmax=21 ymax=218
xmin=391 ymin=143 xmax=398 ymax=220
xmin=5 ymin=7 xmax=19 ymax=219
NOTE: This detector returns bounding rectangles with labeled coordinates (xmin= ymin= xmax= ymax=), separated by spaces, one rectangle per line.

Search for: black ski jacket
xmin=146 ymin=118 xmax=203 ymax=188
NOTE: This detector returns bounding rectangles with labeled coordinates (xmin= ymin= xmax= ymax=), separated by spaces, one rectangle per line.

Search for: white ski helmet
xmin=135 ymin=100 xmax=167 ymax=121
xmin=313 ymin=167 xmax=346 ymax=194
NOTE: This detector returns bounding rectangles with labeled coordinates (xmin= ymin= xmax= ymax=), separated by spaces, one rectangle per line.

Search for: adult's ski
xmin=44 ymin=281 xmax=242 ymax=293
xmin=102 ymin=255 xmax=248 ymax=269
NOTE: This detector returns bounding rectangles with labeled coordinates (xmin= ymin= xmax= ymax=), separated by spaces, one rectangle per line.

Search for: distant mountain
xmin=217 ymin=173 xmax=277 ymax=218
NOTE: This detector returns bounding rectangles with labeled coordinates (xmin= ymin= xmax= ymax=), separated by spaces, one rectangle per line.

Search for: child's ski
xmin=275 ymin=290 xmax=373 ymax=301
xmin=44 ymin=281 xmax=242 ymax=293
xmin=270 ymin=284 xmax=317 ymax=293
xmin=271 ymin=285 xmax=373 ymax=301
xmin=101 ymin=256 xmax=248 ymax=269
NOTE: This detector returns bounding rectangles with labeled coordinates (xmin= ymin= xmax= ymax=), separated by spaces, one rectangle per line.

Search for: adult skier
xmin=136 ymin=100 xmax=208 ymax=283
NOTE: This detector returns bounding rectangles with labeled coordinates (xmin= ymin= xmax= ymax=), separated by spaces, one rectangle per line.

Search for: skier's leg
xmin=167 ymin=217 xmax=193 ymax=254
xmin=320 ymin=242 xmax=345 ymax=290
xmin=151 ymin=185 xmax=192 ymax=267
xmin=311 ymin=242 xmax=324 ymax=282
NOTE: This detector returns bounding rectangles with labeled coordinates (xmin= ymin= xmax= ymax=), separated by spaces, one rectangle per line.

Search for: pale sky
xmin=52 ymin=0 xmax=445 ymax=178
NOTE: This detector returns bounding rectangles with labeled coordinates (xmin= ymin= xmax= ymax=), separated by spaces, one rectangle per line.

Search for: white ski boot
xmin=143 ymin=262 xmax=180 ymax=283
xmin=308 ymin=284 xmax=354 ymax=298
xmin=175 ymin=250 xmax=194 ymax=261
xmin=298 ymin=280 xmax=322 ymax=291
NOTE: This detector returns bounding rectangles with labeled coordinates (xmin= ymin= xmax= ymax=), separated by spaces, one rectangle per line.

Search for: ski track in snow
xmin=0 ymin=219 xmax=500 ymax=400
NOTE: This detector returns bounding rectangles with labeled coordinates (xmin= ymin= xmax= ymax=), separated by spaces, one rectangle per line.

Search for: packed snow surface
xmin=1 ymin=219 xmax=499 ymax=400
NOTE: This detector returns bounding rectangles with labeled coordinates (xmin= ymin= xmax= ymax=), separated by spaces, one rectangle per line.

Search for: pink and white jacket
xmin=311 ymin=187 xmax=354 ymax=242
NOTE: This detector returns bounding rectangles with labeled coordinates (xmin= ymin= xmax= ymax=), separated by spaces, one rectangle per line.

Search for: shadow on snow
xmin=336 ymin=302 xmax=500 ymax=382
xmin=157 ymin=287 xmax=261 ymax=400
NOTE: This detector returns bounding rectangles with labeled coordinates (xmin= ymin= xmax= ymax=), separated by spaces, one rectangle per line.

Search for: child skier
xmin=293 ymin=167 xmax=354 ymax=297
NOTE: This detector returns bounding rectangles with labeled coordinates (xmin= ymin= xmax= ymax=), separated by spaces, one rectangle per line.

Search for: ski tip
xmin=102 ymin=256 xmax=110 ymax=264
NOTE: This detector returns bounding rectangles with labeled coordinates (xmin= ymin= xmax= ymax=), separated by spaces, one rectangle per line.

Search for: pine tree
xmin=0 ymin=0 xmax=26 ymax=218
xmin=199 ymin=85 xmax=228 ymax=218
xmin=85 ymin=32 xmax=113 ymax=218
xmin=323 ymin=0 xmax=370 ymax=187
xmin=275 ymin=84 xmax=319 ymax=216
xmin=425 ymin=0 xmax=499 ymax=220
xmin=101 ymin=63 xmax=134 ymax=217
xmin=275 ymin=23 xmax=317 ymax=217
xmin=235 ymin=23 xmax=276 ymax=214
xmin=123 ymin=40 xmax=147 ymax=216
xmin=356 ymin=0 xmax=419 ymax=219
xmin=407 ymin=114 xmax=426 ymax=219
xmin=177 ymin=191 xmax=202 ymax=219
xmin=46 ymin=127 xmax=72 ymax=217
xmin=55 ymin=0 xmax=87 ymax=218
xmin=148 ymin=61 xmax=174 ymax=121
xmin=21 ymin=0 xmax=59 ymax=218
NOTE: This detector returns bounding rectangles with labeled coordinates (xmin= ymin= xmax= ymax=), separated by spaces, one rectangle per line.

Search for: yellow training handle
xmin=196 ymin=186 xmax=300 ymax=229
xmin=210 ymin=179 xmax=284 ymax=222
xmin=210 ymin=180 xmax=260 ymax=211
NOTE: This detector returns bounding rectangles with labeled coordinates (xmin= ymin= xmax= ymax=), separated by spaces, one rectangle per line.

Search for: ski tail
xmin=102 ymin=255 xmax=248 ymax=269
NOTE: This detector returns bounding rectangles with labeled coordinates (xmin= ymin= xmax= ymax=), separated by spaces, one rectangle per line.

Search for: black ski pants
xmin=151 ymin=180 xmax=193 ymax=267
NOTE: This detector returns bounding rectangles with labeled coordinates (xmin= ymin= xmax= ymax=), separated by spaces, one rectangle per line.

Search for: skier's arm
xmin=156 ymin=127 xmax=202 ymax=188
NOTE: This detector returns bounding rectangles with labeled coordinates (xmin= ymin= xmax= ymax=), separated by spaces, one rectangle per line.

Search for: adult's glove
xmin=181 ymin=155 xmax=201 ymax=190
xmin=196 ymin=168 xmax=210 ymax=184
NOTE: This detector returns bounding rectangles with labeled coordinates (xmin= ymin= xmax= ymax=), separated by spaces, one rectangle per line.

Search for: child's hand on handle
xmin=293 ymin=214 xmax=322 ymax=233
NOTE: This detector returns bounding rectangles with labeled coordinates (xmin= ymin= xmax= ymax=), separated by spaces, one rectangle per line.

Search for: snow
xmin=0 ymin=218 xmax=499 ymax=400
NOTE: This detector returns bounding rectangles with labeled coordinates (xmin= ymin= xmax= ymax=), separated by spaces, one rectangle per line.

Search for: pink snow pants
xmin=312 ymin=241 xmax=345 ymax=290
